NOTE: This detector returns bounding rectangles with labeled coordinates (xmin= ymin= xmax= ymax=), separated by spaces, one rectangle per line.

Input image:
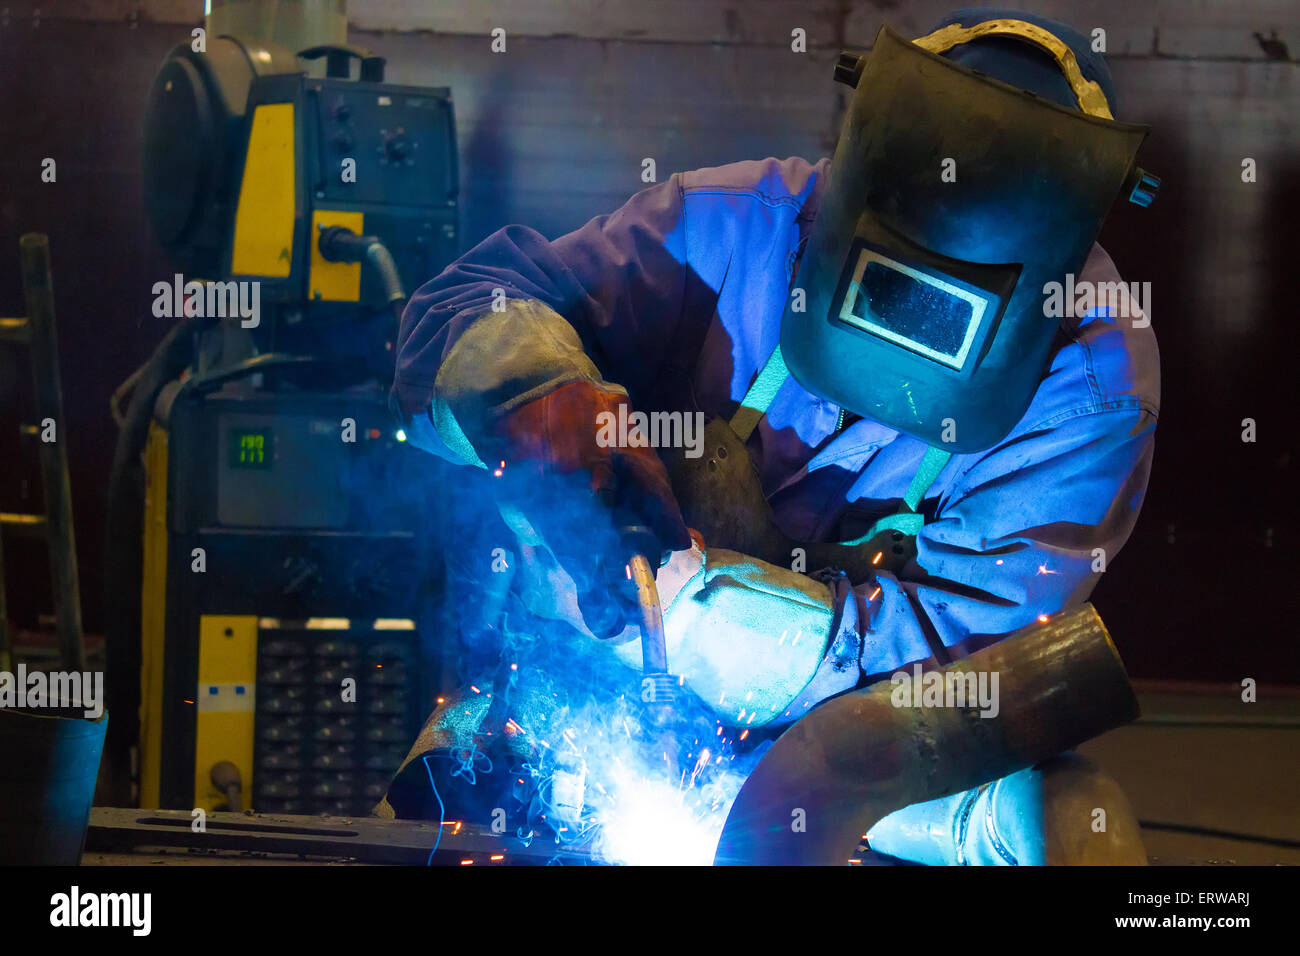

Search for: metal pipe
xmin=713 ymin=603 xmax=1139 ymax=865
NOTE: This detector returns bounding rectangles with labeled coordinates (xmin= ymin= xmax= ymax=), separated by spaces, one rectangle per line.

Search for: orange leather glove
xmin=486 ymin=381 xmax=690 ymax=637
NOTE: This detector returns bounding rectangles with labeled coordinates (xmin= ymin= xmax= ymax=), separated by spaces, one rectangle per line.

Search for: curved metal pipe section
xmin=713 ymin=603 xmax=1139 ymax=865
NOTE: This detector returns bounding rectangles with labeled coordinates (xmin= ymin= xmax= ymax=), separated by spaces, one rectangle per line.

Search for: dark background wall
xmin=0 ymin=0 xmax=1296 ymax=684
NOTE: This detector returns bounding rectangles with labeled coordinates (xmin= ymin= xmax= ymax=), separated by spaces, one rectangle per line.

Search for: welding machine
xmin=141 ymin=34 xmax=458 ymax=367
xmin=137 ymin=382 xmax=441 ymax=813
xmin=106 ymin=29 xmax=459 ymax=813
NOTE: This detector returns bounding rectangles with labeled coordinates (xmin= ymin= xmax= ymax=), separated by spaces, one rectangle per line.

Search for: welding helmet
xmin=780 ymin=14 xmax=1158 ymax=453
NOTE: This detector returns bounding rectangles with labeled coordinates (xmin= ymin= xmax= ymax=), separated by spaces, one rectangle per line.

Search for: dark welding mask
xmin=779 ymin=20 xmax=1157 ymax=453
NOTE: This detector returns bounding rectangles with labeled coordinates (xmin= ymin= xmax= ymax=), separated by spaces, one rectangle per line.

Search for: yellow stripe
xmin=231 ymin=103 xmax=297 ymax=277
xmin=309 ymin=210 xmax=365 ymax=301
xmin=194 ymin=615 xmax=258 ymax=811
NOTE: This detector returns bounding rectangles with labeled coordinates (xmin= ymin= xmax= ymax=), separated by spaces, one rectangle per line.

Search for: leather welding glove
xmin=612 ymin=541 xmax=863 ymax=727
xmin=486 ymin=381 xmax=690 ymax=638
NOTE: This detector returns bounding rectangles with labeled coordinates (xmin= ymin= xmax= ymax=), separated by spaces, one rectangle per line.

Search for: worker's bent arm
xmin=853 ymin=402 xmax=1158 ymax=680
xmin=391 ymin=176 xmax=692 ymax=465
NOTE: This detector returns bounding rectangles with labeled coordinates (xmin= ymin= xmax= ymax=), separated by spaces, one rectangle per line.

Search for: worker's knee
xmin=1033 ymin=752 xmax=1147 ymax=865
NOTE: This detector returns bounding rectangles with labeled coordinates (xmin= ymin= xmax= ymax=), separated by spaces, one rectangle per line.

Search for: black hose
xmin=102 ymin=316 xmax=202 ymax=802
xmin=317 ymin=227 xmax=407 ymax=350
xmin=365 ymin=241 xmax=405 ymax=307
xmin=317 ymin=226 xmax=405 ymax=305
xmin=1138 ymin=821 xmax=1300 ymax=850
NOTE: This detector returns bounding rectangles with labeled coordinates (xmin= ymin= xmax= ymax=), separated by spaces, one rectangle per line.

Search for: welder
xmin=386 ymin=8 xmax=1160 ymax=865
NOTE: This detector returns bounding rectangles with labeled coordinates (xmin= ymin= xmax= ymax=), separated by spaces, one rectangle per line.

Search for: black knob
xmin=835 ymin=52 xmax=866 ymax=87
xmin=384 ymin=131 xmax=411 ymax=162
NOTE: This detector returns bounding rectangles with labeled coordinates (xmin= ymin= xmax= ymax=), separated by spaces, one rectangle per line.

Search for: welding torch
xmin=615 ymin=517 xmax=680 ymax=776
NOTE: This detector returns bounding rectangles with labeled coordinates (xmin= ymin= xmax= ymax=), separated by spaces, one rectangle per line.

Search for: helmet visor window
xmin=837 ymin=247 xmax=995 ymax=371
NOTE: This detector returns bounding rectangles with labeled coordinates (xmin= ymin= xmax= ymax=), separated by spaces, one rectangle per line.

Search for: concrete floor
xmin=1077 ymin=683 xmax=1299 ymax=865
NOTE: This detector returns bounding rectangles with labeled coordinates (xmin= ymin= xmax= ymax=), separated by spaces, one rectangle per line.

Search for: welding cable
xmin=108 ymin=362 xmax=147 ymax=428
xmin=364 ymin=241 xmax=405 ymax=309
xmin=421 ymin=747 xmax=501 ymax=863
xmin=103 ymin=314 xmax=207 ymax=787
xmin=316 ymin=225 xmax=406 ymax=326
xmin=422 ymin=754 xmax=447 ymax=865
xmin=449 ymin=745 xmax=493 ymax=786
xmin=1136 ymin=821 xmax=1300 ymax=850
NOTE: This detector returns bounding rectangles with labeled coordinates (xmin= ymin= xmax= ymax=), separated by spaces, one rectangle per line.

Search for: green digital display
xmin=229 ymin=427 xmax=273 ymax=470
